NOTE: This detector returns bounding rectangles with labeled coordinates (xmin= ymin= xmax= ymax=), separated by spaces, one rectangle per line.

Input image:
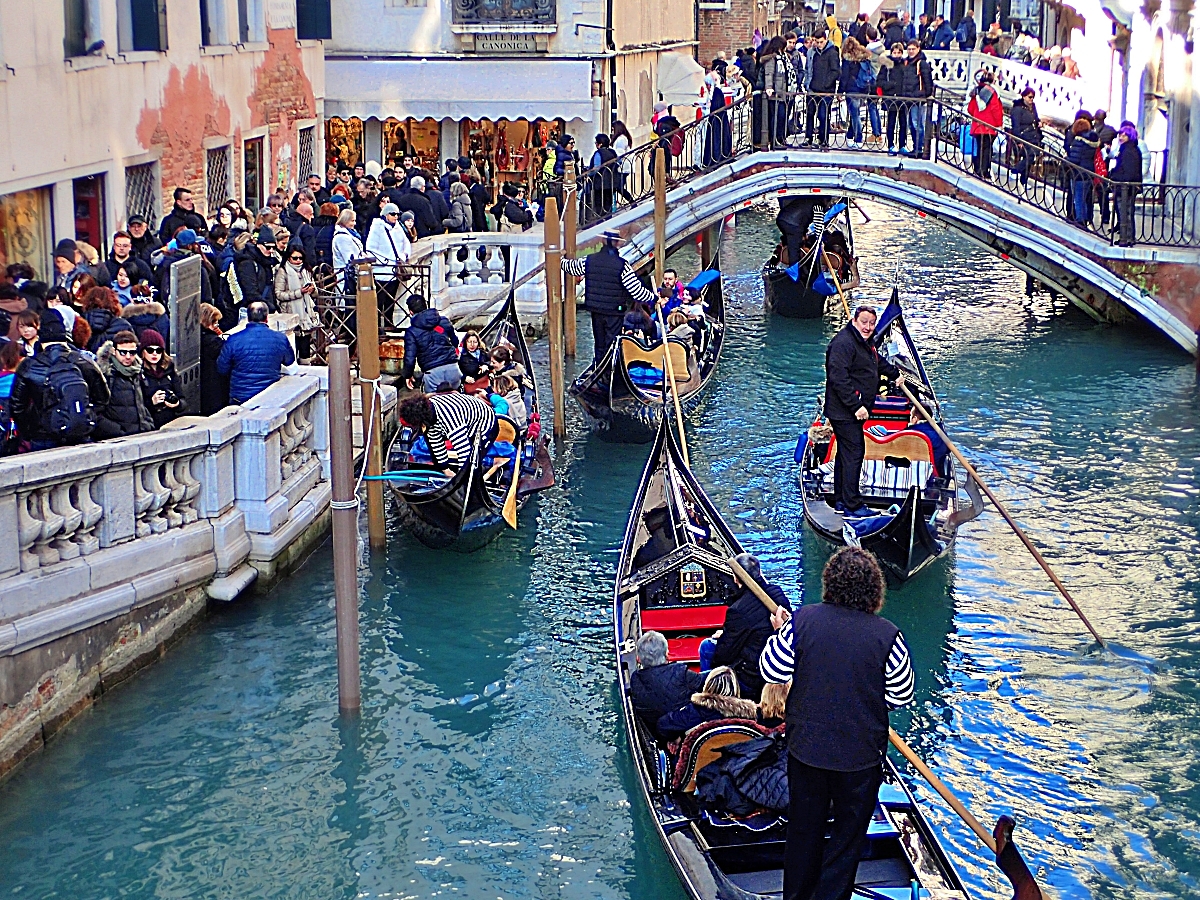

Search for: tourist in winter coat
xmin=1066 ymin=116 xmax=1101 ymax=226
xmin=656 ymin=666 xmax=760 ymax=741
xmin=967 ymin=71 xmax=1004 ymax=180
xmin=955 ymin=10 xmax=977 ymax=50
xmin=80 ymin=286 xmax=126 ymax=353
xmin=158 ymin=187 xmax=208 ymax=244
xmin=138 ymin=328 xmax=187 ymax=429
xmin=443 ymin=182 xmax=473 ymax=233
xmin=216 ymin=302 xmax=296 ymax=404
xmin=1009 ymin=87 xmax=1043 ymax=183
xmin=896 ymin=42 xmax=935 ymax=154
xmin=331 ymin=209 xmax=366 ymax=276
xmin=629 ymin=631 xmax=707 ymax=739
xmin=400 ymin=295 xmax=460 ymax=391
xmin=121 ymin=299 xmax=171 ymax=348
xmin=805 ymin=32 xmax=842 ymax=147
xmin=94 ymin=331 xmax=156 ymax=439
xmin=840 ymin=38 xmax=875 ymax=147
xmin=199 ymin=303 xmax=230 ymax=415
xmin=311 ymin=202 xmax=340 ymax=270
xmin=457 ymin=330 xmax=490 ymax=386
xmin=709 ymin=554 xmax=792 ymax=701
xmin=273 ymin=248 xmax=318 ymax=362
xmin=232 ymin=227 xmax=279 ymax=312
xmin=156 ymin=229 xmax=215 ymax=310
xmin=10 ymin=310 xmax=110 ymax=449
xmin=0 ymin=285 xmax=28 ymax=343
xmin=469 ymin=179 xmax=491 ymax=232
xmin=1110 ymin=125 xmax=1143 ymax=246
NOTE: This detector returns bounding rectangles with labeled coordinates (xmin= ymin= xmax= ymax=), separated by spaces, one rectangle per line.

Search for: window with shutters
xmin=238 ymin=0 xmax=267 ymax=43
xmin=64 ymin=0 xmax=102 ymax=58
xmin=200 ymin=0 xmax=228 ymax=45
xmin=116 ymin=0 xmax=167 ymax=52
xmin=125 ymin=162 xmax=159 ymax=226
xmin=206 ymin=146 xmax=232 ymax=217
xmin=296 ymin=0 xmax=332 ymax=39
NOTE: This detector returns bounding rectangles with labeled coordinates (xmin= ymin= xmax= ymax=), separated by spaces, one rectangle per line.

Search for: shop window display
xmin=462 ymin=117 xmax=563 ymax=194
xmin=326 ymin=117 xmax=364 ymax=168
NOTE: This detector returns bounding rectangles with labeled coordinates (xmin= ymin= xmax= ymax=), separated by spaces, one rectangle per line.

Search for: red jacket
xmin=968 ymin=89 xmax=1004 ymax=136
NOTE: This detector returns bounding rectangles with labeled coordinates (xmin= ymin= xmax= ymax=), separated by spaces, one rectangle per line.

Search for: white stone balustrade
xmin=925 ymin=50 xmax=1097 ymax=124
xmin=0 ymin=372 xmax=339 ymax=662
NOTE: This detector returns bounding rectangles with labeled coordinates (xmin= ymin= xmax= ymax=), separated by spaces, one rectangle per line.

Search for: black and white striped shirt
xmin=427 ymin=392 xmax=497 ymax=468
xmin=759 ymin=617 xmax=915 ymax=710
xmin=560 ymin=256 xmax=657 ymax=306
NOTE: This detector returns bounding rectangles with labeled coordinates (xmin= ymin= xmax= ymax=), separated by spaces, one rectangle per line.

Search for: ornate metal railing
xmin=545 ymin=88 xmax=1199 ymax=249
xmin=309 ymin=261 xmax=433 ymax=363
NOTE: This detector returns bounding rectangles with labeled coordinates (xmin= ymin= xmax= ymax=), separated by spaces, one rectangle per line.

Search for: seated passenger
xmin=656 ymin=665 xmax=758 ymax=741
xmin=492 ymin=373 xmax=527 ymax=430
xmin=709 ymin=553 xmax=792 ymax=701
xmin=906 ymin=410 xmax=950 ymax=474
xmin=398 ymin=392 xmax=497 ymax=477
xmin=757 ymin=680 xmax=789 ymax=729
xmin=621 ymin=307 xmax=657 ymax=343
xmin=488 ymin=345 xmax=530 ymax=392
xmin=657 ymin=267 xmax=687 ymax=315
xmin=666 ymin=310 xmax=693 ymax=341
xmin=458 ymin=330 xmax=489 ymax=388
xmin=630 ymin=631 xmax=706 ymax=739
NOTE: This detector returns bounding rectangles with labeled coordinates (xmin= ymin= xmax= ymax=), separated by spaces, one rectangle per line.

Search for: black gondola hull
xmin=763 ymin=265 xmax=827 ymax=318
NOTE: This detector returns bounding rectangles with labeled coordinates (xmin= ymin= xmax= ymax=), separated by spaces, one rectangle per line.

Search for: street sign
xmin=168 ymin=254 xmax=203 ymax=415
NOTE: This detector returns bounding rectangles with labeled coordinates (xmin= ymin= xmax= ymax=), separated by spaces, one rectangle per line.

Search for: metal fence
xmin=544 ymin=89 xmax=1200 ymax=250
xmin=308 ymin=261 xmax=432 ymax=364
xmin=298 ymin=126 xmax=316 ymax=187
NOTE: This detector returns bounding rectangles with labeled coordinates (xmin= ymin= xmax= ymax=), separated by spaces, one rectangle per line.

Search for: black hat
xmin=39 ymin=308 xmax=67 ymax=343
xmin=127 ymin=214 xmax=148 ymax=226
xmin=54 ymin=239 xmax=78 ymax=263
xmin=257 ymin=225 xmax=277 ymax=247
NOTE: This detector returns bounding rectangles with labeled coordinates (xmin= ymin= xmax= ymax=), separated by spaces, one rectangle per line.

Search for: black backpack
xmin=36 ymin=347 xmax=97 ymax=442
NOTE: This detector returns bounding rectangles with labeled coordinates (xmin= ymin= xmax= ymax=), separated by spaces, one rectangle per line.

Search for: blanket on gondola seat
xmin=695 ymin=732 xmax=789 ymax=816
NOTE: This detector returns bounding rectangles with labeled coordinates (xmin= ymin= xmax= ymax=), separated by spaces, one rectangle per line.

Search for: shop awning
xmin=656 ymin=52 xmax=706 ymax=108
xmin=325 ymin=58 xmax=595 ymax=122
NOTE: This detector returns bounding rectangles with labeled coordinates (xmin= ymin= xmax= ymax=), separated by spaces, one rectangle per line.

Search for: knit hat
xmin=175 ymin=228 xmax=198 ymax=247
xmin=39 ymin=308 xmax=67 ymax=343
xmin=138 ymin=328 xmax=166 ymax=350
xmin=54 ymin=239 xmax=78 ymax=263
xmin=381 ymin=203 xmax=400 ymax=217
xmin=400 ymin=211 xmax=416 ymax=224
xmin=257 ymin=225 xmax=277 ymax=247
xmin=457 ymin=155 xmax=471 ymax=170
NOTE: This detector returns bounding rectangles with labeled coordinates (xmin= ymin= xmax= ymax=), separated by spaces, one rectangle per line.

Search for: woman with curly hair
xmin=757 ymin=547 xmax=913 ymax=900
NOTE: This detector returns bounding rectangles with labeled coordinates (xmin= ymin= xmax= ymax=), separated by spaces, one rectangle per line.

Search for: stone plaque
xmin=475 ymin=32 xmax=539 ymax=52
xmin=169 ymin=254 xmax=203 ymax=414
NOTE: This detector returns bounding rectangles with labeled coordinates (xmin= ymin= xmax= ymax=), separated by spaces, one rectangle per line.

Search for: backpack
xmin=0 ymin=372 xmax=17 ymax=454
xmin=35 ymin=347 xmax=97 ymax=442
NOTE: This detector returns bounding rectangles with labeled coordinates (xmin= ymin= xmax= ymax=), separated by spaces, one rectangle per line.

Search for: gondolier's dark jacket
xmin=824 ymin=322 xmax=900 ymax=421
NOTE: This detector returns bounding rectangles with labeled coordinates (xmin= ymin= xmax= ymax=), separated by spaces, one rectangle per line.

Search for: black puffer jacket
xmin=142 ymin=360 xmax=188 ymax=428
xmin=200 ymin=326 xmax=230 ymax=415
xmin=896 ymin=51 xmax=935 ymax=98
xmin=696 ymin=732 xmax=789 ymax=816
xmin=94 ymin=343 xmax=155 ymax=438
xmin=630 ymin=663 xmax=707 ymax=737
xmin=122 ymin=301 xmax=171 ymax=348
xmin=809 ymin=43 xmax=842 ymax=93
xmin=401 ymin=308 xmax=459 ymax=380
xmin=234 ymin=246 xmax=277 ymax=311
xmin=84 ymin=307 xmax=126 ymax=353
xmin=710 ymin=583 xmax=791 ymax=701
xmin=824 ymin=322 xmax=900 ymax=421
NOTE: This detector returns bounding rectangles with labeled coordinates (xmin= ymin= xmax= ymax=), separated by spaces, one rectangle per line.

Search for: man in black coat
xmin=158 ymin=187 xmax=208 ymax=244
xmin=468 ymin=179 xmax=491 ymax=232
xmin=629 ymin=630 xmax=706 ymax=740
xmin=395 ymin=176 xmax=442 ymax=238
xmin=710 ymin=554 xmax=792 ymax=701
xmin=824 ymin=305 xmax=903 ymax=517
xmin=126 ymin=215 xmax=162 ymax=262
xmin=805 ymin=31 xmax=841 ymax=147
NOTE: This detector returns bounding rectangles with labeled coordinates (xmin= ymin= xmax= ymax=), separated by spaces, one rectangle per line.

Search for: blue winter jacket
xmin=401 ymin=308 xmax=459 ymax=381
xmin=216 ymin=322 xmax=296 ymax=403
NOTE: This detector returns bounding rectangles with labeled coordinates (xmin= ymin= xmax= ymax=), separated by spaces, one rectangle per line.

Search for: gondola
xmin=382 ymin=289 xmax=554 ymax=551
xmin=613 ymin=419 xmax=972 ymax=900
xmin=797 ymin=289 xmax=984 ymax=581
xmin=763 ymin=200 xmax=860 ymax=319
xmin=569 ymin=245 xmax=725 ymax=443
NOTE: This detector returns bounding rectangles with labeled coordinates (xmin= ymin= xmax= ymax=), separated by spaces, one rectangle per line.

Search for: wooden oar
xmin=655 ymin=303 xmax=690 ymax=468
xmin=900 ymin=382 xmax=1108 ymax=649
xmin=726 ymin=554 xmax=1046 ymax=900
xmin=501 ymin=443 xmax=522 ymax=529
xmin=821 ymin=247 xmax=853 ymax=321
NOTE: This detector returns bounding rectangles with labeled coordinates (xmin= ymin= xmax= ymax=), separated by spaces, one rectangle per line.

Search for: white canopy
xmin=325 ymin=58 xmax=594 ymax=122
xmin=656 ymin=52 xmax=705 ymax=108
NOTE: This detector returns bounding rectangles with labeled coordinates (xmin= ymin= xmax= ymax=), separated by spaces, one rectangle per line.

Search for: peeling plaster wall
xmin=0 ymin=0 xmax=324 ymax=260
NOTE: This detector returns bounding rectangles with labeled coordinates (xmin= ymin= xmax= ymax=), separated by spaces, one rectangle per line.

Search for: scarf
xmin=108 ymin=351 xmax=143 ymax=379
xmin=143 ymin=354 xmax=171 ymax=379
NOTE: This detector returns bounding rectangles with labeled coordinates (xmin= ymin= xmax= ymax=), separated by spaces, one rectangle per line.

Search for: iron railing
xmin=545 ymin=88 xmax=1200 ymax=249
xmin=309 ymin=261 xmax=432 ymax=363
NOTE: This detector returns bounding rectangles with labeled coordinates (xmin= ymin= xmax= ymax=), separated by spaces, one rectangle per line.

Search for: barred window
xmin=206 ymin=146 xmax=232 ymax=217
xmin=298 ymin=126 xmax=316 ymax=186
xmin=124 ymin=162 xmax=158 ymax=225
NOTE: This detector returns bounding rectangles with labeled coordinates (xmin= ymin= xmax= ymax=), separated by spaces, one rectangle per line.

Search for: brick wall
xmin=699 ymin=0 xmax=768 ymax=66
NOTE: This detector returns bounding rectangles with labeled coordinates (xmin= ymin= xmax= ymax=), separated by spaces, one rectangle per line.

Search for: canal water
xmin=2 ymin=202 xmax=1198 ymax=900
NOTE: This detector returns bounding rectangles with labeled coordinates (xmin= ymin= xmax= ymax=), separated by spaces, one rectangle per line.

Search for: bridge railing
xmin=550 ymin=88 xmax=1198 ymax=250
xmin=923 ymin=50 xmax=1094 ymax=124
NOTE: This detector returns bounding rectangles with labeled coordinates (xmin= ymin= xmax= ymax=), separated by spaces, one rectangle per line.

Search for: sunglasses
xmin=289 ymin=255 xmax=304 ymax=261
xmin=115 ymin=347 xmax=138 ymax=357
xmin=143 ymin=347 xmax=163 ymax=355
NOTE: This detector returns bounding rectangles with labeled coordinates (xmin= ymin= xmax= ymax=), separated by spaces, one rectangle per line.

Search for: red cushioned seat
xmin=667 ymin=636 xmax=706 ymax=663
xmin=642 ymin=605 xmax=728 ymax=633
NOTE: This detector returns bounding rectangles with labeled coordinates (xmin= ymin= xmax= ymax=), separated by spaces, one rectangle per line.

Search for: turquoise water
xmin=1 ymin=202 xmax=1198 ymax=900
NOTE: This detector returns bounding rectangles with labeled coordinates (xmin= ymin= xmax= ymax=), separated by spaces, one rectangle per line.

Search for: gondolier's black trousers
xmin=784 ymin=756 xmax=882 ymax=900
xmin=830 ymin=417 xmax=866 ymax=511
xmin=590 ymin=311 xmax=625 ymax=362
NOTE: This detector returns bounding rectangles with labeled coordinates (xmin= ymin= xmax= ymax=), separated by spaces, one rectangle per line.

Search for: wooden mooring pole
xmin=327 ymin=344 xmax=361 ymax=715
xmin=355 ymin=262 xmax=386 ymax=551
xmin=653 ymin=148 xmax=667 ymax=289
xmin=543 ymin=196 xmax=566 ymax=440
xmin=563 ymin=161 xmax=579 ymax=358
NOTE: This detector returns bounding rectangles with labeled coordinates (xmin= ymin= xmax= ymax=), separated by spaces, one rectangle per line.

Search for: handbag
xmin=959 ymin=123 xmax=976 ymax=155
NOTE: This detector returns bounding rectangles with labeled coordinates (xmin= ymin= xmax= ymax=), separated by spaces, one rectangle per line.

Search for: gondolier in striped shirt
xmin=758 ymin=547 xmax=914 ymax=900
xmin=398 ymin=392 xmax=498 ymax=477
xmin=560 ymin=230 xmax=656 ymax=362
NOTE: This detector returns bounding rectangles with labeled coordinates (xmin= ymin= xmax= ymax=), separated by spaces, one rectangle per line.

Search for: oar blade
xmin=502 ymin=446 xmax=522 ymax=529
xmin=994 ymin=816 xmax=1045 ymax=900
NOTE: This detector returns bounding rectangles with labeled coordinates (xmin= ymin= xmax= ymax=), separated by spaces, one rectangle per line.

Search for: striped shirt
xmin=427 ymin=392 xmax=497 ymax=468
xmin=760 ymin=616 xmax=915 ymax=710
xmin=560 ymin=256 xmax=657 ymax=306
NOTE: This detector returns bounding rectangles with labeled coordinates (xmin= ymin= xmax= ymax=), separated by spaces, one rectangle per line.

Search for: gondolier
xmin=560 ymin=230 xmax=656 ymax=361
xmin=397 ymin=392 xmax=497 ymax=477
xmin=824 ymin=305 xmax=903 ymax=518
xmin=759 ymin=547 xmax=914 ymax=900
